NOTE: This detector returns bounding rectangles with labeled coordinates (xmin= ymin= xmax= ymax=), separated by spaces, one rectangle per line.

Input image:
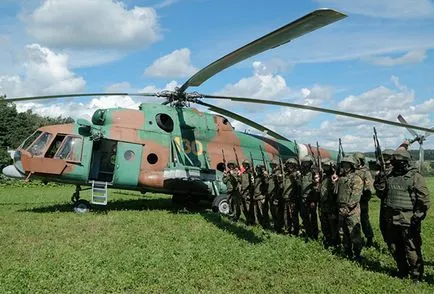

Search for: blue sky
xmin=1 ymin=0 xmax=434 ymax=152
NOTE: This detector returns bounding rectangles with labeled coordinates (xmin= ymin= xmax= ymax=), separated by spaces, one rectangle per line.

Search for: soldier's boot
xmin=366 ymin=237 xmax=373 ymax=248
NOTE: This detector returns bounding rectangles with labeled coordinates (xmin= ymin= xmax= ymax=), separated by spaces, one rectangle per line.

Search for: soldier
xmin=376 ymin=149 xmax=430 ymax=282
xmin=353 ymin=152 xmax=375 ymax=247
xmin=238 ymin=159 xmax=254 ymax=224
xmin=267 ymin=158 xmax=284 ymax=233
xmin=282 ymin=158 xmax=301 ymax=235
xmin=374 ymin=149 xmax=394 ymax=242
xmin=300 ymin=155 xmax=319 ymax=240
xmin=334 ymin=156 xmax=363 ymax=260
xmin=319 ymin=158 xmax=339 ymax=248
xmin=251 ymin=165 xmax=268 ymax=227
xmin=222 ymin=160 xmax=239 ymax=218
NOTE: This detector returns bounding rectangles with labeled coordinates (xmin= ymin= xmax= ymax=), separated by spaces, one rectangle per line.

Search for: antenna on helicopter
xmin=397 ymin=114 xmax=433 ymax=171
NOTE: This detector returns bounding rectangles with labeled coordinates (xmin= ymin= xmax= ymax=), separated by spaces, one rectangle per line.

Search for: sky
xmin=1 ymin=0 xmax=434 ymax=152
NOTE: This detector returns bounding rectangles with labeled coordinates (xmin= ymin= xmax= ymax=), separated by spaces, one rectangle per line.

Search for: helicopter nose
xmin=2 ymin=165 xmax=24 ymax=179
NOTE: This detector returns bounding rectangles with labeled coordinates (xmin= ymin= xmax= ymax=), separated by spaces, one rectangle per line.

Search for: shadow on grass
xmin=200 ymin=212 xmax=264 ymax=244
xmin=20 ymin=198 xmax=181 ymax=213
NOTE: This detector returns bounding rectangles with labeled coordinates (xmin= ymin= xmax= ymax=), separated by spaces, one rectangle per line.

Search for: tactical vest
xmin=385 ymin=171 xmax=415 ymax=210
xmin=337 ymin=173 xmax=361 ymax=205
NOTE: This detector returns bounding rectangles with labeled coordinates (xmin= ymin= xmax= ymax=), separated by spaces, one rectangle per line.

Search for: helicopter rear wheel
xmin=73 ymin=199 xmax=91 ymax=214
xmin=212 ymin=194 xmax=230 ymax=215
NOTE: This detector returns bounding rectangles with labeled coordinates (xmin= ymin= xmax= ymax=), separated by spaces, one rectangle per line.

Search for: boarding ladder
xmin=91 ymin=180 xmax=108 ymax=205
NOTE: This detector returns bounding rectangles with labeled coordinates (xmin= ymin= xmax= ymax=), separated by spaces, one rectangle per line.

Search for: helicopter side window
xmin=28 ymin=132 xmax=53 ymax=156
xmin=21 ymin=131 xmax=42 ymax=150
xmin=45 ymin=135 xmax=66 ymax=158
xmin=55 ymin=136 xmax=83 ymax=162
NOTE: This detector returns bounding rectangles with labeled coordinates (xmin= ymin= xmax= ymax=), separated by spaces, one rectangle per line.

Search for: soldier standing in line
xmin=375 ymin=149 xmax=430 ymax=283
xmin=374 ymin=149 xmax=394 ymax=243
xmin=251 ymin=165 xmax=268 ymax=227
xmin=319 ymin=158 xmax=339 ymax=248
xmin=282 ymin=158 xmax=301 ymax=236
xmin=300 ymin=155 xmax=320 ymax=241
xmin=334 ymin=156 xmax=364 ymax=261
xmin=223 ymin=160 xmax=239 ymax=219
xmin=353 ymin=152 xmax=375 ymax=247
xmin=268 ymin=158 xmax=284 ymax=233
xmin=238 ymin=160 xmax=254 ymax=225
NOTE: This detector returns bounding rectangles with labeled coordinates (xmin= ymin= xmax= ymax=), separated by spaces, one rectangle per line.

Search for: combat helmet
xmin=353 ymin=152 xmax=365 ymax=165
xmin=242 ymin=159 xmax=251 ymax=165
xmin=341 ymin=155 xmax=358 ymax=167
xmin=393 ymin=149 xmax=411 ymax=162
xmin=270 ymin=158 xmax=280 ymax=165
xmin=285 ymin=158 xmax=298 ymax=165
xmin=301 ymin=155 xmax=314 ymax=163
xmin=382 ymin=149 xmax=394 ymax=160
xmin=227 ymin=160 xmax=236 ymax=167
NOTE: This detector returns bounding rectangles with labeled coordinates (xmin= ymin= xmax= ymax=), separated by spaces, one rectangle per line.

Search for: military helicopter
xmin=2 ymin=9 xmax=433 ymax=214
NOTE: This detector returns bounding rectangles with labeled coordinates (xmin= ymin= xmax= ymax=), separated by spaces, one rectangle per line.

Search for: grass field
xmin=1 ymin=179 xmax=434 ymax=293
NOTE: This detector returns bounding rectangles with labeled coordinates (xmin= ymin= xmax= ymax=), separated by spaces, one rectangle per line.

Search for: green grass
xmin=1 ymin=179 xmax=434 ymax=293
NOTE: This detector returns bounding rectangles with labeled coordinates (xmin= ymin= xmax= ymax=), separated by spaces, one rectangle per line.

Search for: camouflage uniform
xmin=354 ymin=152 xmax=375 ymax=247
xmin=376 ymin=150 xmax=430 ymax=281
xmin=282 ymin=158 xmax=301 ymax=235
xmin=223 ymin=161 xmax=242 ymax=221
xmin=336 ymin=156 xmax=363 ymax=259
xmin=319 ymin=158 xmax=339 ymax=247
xmin=251 ymin=165 xmax=268 ymax=227
xmin=300 ymin=155 xmax=319 ymax=240
xmin=238 ymin=160 xmax=254 ymax=224
xmin=267 ymin=158 xmax=284 ymax=233
xmin=374 ymin=149 xmax=394 ymax=242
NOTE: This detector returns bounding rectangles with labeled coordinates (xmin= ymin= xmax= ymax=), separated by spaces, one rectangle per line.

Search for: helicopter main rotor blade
xmin=397 ymin=114 xmax=419 ymax=138
xmin=178 ymin=9 xmax=346 ymax=93
xmin=1 ymin=92 xmax=159 ymax=102
xmin=200 ymin=94 xmax=434 ymax=134
xmin=194 ymin=100 xmax=288 ymax=141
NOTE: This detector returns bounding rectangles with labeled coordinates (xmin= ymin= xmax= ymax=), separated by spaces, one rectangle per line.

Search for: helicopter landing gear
xmin=212 ymin=194 xmax=230 ymax=215
xmin=73 ymin=199 xmax=91 ymax=214
xmin=71 ymin=185 xmax=91 ymax=213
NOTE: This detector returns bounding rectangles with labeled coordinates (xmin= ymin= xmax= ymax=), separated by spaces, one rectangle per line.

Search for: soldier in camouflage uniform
xmin=238 ymin=160 xmax=254 ymax=224
xmin=267 ymin=158 xmax=284 ymax=233
xmin=374 ymin=149 xmax=394 ymax=242
xmin=251 ymin=165 xmax=268 ymax=227
xmin=335 ymin=156 xmax=363 ymax=260
xmin=319 ymin=158 xmax=339 ymax=247
xmin=223 ymin=160 xmax=239 ymax=219
xmin=300 ymin=155 xmax=319 ymax=240
xmin=376 ymin=149 xmax=430 ymax=282
xmin=282 ymin=158 xmax=301 ymax=235
xmin=353 ymin=152 xmax=375 ymax=247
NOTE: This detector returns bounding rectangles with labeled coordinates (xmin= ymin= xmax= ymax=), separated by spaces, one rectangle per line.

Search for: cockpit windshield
xmin=20 ymin=131 xmax=42 ymax=150
xmin=28 ymin=132 xmax=53 ymax=156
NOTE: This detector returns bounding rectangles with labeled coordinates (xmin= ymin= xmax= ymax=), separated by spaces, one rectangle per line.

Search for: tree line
xmin=0 ymin=101 xmax=73 ymax=169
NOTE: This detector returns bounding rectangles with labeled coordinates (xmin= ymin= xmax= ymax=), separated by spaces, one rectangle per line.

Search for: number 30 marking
xmin=174 ymin=137 xmax=203 ymax=156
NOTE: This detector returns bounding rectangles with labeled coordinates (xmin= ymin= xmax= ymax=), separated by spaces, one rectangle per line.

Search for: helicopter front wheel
xmin=73 ymin=199 xmax=91 ymax=214
xmin=212 ymin=194 xmax=230 ymax=215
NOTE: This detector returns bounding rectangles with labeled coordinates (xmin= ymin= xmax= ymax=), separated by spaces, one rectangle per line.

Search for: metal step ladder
xmin=91 ymin=180 xmax=108 ymax=205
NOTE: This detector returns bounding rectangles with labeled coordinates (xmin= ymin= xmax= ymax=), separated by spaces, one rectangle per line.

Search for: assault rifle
xmin=250 ymin=151 xmax=257 ymax=177
xmin=259 ymin=145 xmax=269 ymax=174
xmin=336 ymin=138 xmax=345 ymax=175
xmin=316 ymin=141 xmax=322 ymax=180
xmin=221 ymin=149 xmax=227 ymax=171
xmin=233 ymin=147 xmax=240 ymax=168
xmin=294 ymin=140 xmax=300 ymax=165
xmin=373 ymin=127 xmax=385 ymax=173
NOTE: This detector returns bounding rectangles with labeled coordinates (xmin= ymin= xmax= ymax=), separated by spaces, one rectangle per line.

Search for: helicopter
xmin=2 ymin=8 xmax=433 ymax=214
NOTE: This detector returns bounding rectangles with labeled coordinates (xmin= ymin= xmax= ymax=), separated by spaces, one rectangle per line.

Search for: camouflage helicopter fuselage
xmin=11 ymin=103 xmax=337 ymax=199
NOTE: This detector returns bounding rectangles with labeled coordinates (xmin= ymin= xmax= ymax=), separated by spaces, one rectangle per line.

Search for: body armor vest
xmin=337 ymin=173 xmax=360 ymax=205
xmin=385 ymin=171 xmax=415 ymax=210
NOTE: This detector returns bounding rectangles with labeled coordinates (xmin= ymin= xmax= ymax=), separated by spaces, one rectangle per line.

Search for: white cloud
xmin=363 ymin=49 xmax=427 ymax=66
xmin=144 ymin=48 xmax=198 ymax=78
xmin=316 ymin=0 xmax=434 ymax=19
xmin=154 ymin=0 xmax=181 ymax=9
xmin=23 ymin=0 xmax=160 ymax=49
xmin=0 ymin=44 xmax=85 ymax=97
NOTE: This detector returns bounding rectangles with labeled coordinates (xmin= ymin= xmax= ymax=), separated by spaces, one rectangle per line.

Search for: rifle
xmin=373 ymin=127 xmax=385 ymax=173
xmin=316 ymin=141 xmax=322 ymax=180
xmin=276 ymin=144 xmax=285 ymax=177
xmin=222 ymin=149 xmax=227 ymax=171
xmin=336 ymin=138 xmax=345 ymax=176
xmin=294 ymin=140 xmax=300 ymax=165
xmin=259 ymin=145 xmax=269 ymax=174
xmin=250 ymin=151 xmax=257 ymax=177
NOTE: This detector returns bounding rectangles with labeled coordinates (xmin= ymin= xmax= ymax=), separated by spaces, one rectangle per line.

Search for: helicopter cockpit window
xmin=55 ymin=136 xmax=83 ymax=162
xmin=28 ymin=132 xmax=53 ymax=156
xmin=45 ymin=135 xmax=66 ymax=158
xmin=155 ymin=113 xmax=174 ymax=132
xmin=21 ymin=131 xmax=42 ymax=150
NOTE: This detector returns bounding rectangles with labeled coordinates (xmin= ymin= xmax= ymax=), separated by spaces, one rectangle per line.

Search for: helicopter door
xmin=112 ymin=142 xmax=143 ymax=187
